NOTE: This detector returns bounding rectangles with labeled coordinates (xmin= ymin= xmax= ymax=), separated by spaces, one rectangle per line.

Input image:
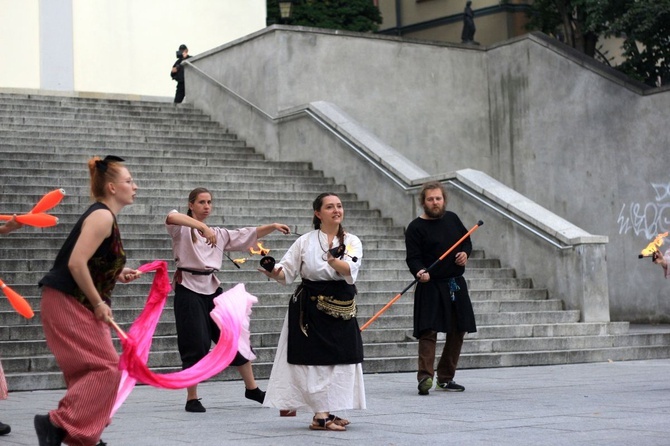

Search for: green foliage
xmin=599 ymin=0 xmax=670 ymax=86
xmin=526 ymin=0 xmax=670 ymax=86
xmin=267 ymin=0 xmax=382 ymax=33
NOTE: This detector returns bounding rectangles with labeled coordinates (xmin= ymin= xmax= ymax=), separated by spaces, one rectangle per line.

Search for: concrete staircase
xmin=1 ymin=92 xmax=669 ymax=391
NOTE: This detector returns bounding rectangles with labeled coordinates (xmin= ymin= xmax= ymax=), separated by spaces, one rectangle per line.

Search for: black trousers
xmin=174 ymin=81 xmax=185 ymax=103
xmin=173 ymin=284 xmax=247 ymax=369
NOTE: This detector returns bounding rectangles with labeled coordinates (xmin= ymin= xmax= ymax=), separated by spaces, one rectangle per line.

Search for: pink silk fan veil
xmin=111 ymin=260 xmax=258 ymax=416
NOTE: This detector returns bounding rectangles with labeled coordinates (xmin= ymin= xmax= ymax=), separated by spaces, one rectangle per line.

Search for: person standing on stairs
xmin=171 ymin=44 xmax=191 ymax=104
xmin=405 ymin=181 xmax=477 ymax=396
xmin=258 ymin=192 xmax=366 ymax=432
xmin=35 ymin=155 xmax=142 ymax=446
xmin=166 ymin=187 xmax=290 ymax=413
xmin=0 ymin=216 xmax=23 ymax=437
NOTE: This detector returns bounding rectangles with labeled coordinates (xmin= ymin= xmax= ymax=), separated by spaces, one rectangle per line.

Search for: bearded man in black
xmin=405 ymin=181 xmax=477 ymax=395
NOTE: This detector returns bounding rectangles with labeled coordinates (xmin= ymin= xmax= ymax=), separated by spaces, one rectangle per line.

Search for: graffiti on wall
xmin=618 ymin=182 xmax=670 ymax=239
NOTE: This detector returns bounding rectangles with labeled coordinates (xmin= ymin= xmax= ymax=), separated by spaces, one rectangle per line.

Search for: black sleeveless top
xmin=39 ymin=202 xmax=126 ymax=310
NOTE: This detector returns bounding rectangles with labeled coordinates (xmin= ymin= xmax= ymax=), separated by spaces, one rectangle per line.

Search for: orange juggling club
xmin=359 ymin=220 xmax=484 ymax=332
xmin=0 ymin=213 xmax=59 ymax=227
xmin=0 ymin=279 xmax=34 ymax=319
xmin=30 ymin=188 xmax=66 ymax=214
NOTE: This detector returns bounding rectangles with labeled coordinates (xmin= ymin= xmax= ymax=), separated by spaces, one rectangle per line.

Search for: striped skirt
xmin=41 ymin=286 xmax=122 ymax=446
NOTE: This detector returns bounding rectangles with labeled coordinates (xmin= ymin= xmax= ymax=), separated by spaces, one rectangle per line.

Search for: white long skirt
xmin=263 ymin=313 xmax=366 ymax=413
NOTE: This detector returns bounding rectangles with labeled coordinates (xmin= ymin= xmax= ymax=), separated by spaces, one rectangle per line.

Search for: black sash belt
xmin=176 ymin=267 xmax=217 ymax=275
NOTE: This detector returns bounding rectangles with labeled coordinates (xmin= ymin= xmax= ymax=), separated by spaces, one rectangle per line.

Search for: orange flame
xmin=233 ymin=258 xmax=247 ymax=264
xmin=249 ymin=242 xmax=270 ymax=256
xmin=639 ymin=232 xmax=668 ymax=258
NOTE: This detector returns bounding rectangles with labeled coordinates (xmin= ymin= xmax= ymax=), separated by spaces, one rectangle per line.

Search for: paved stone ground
xmin=2 ymin=359 xmax=669 ymax=445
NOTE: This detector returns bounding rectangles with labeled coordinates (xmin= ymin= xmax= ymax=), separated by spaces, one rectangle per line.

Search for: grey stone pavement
xmin=2 ymin=359 xmax=670 ymax=446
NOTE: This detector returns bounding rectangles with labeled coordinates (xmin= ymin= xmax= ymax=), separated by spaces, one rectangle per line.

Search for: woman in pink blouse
xmin=166 ymin=187 xmax=290 ymax=413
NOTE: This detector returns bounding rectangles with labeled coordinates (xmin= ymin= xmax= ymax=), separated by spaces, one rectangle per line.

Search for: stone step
xmin=6 ymin=331 xmax=658 ymax=367
xmin=0 ymin=110 xmax=218 ymax=126
xmin=0 ymin=305 xmax=572 ymax=334
xmin=0 ymin=101 xmax=203 ymax=117
xmin=0 ymin=181 xmax=352 ymax=195
xmin=0 ymin=158 xmax=314 ymax=172
xmin=0 ymin=292 xmax=538 ymax=326
xmin=0 ymin=165 xmax=326 ymax=179
xmin=0 ymin=115 xmax=229 ymax=130
xmin=0 ymin=121 xmax=237 ymax=136
xmin=6 ymin=334 xmax=670 ymax=391
xmin=0 ymin=178 xmax=339 ymax=192
xmin=0 ymin=150 xmax=267 ymax=163
xmin=9 ymin=342 xmax=670 ymax=392
xmin=363 ymin=344 xmax=670 ymax=373
xmin=0 ymin=99 xmax=198 ymax=114
xmin=0 ymin=93 xmax=187 ymax=106
xmin=0 ymin=236 xmax=411 ymax=253
xmin=1 ymin=131 xmax=250 ymax=144
xmin=5 ymin=325 xmax=660 ymax=364
xmin=0 ymin=320 xmax=632 ymax=347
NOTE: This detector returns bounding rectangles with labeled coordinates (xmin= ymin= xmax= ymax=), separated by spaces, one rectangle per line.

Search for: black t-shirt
xmin=39 ymin=202 xmax=126 ymax=309
xmin=405 ymin=211 xmax=472 ymax=280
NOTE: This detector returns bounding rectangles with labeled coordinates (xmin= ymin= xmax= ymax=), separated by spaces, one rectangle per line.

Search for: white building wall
xmin=0 ymin=0 xmax=41 ymax=89
xmin=0 ymin=0 xmax=266 ymax=97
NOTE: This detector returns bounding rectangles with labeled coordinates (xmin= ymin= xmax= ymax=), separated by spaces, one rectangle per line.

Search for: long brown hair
xmin=312 ymin=192 xmax=346 ymax=248
xmin=187 ymin=187 xmax=212 ymax=243
xmin=87 ymin=156 xmax=125 ymax=201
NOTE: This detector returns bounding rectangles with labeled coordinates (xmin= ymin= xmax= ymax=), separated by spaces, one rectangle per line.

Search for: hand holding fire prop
xmin=638 ymin=232 xmax=668 ymax=261
xmin=328 ymin=244 xmax=359 ymax=263
xmin=0 ymin=188 xmax=65 ymax=228
xmin=231 ymin=242 xmax=271 ymax=268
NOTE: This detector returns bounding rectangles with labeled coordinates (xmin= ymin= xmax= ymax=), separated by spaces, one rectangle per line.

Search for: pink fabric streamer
xmin=111 ymin=260 xmax=258 ymax=416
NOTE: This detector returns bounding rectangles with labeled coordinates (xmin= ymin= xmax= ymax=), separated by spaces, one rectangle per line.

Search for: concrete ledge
xmin=454 ymin=168 xmax=608 ymax=246
xmin=304 ymin=101 xmax=431 ymax=184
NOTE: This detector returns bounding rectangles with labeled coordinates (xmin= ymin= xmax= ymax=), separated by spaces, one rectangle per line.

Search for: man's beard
xmin=423 ymin=203 xmax=446 ymax=219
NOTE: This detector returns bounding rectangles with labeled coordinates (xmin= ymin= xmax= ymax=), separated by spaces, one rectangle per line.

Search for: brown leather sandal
xmin=328 ymin=414 xmax=350 ymax=426
xmin=309 ymin=417 xmax=346 ymax=431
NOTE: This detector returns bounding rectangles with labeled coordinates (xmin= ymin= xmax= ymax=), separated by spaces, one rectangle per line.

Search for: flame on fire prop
xmin=638 ymin=232 xmax=668 ymax=258
xmin=0 ymin=188 xmax=65 ymax=228
xmin=250 ymin=242 xmax=270 ymax=256
xmin=233 ymin=242 xmax=270 ymax=264
xmin=0 ymin=278 xmax=34 ymax=319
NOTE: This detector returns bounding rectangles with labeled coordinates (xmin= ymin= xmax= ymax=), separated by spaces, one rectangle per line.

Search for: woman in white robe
xmin=259 ymin=192 xmax=366 ymax=431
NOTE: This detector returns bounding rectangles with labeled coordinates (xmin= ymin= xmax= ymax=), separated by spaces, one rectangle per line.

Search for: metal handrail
xmin=183 ymin=61 xmax=274 ymax=120
xmin=446 ymin=180 xmax=573 ymax=250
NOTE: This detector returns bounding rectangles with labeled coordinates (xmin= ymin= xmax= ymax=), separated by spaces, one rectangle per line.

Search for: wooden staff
xmin=359 ymin=220 xmax=483 ymax=332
